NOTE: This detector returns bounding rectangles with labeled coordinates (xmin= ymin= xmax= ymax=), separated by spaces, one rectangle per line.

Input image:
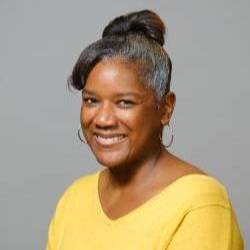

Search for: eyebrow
xmin=82 ymin=89 xmax=143 ymax=98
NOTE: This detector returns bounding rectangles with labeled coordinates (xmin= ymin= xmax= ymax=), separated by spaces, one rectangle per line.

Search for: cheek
xmin=120 ymin=107 xmax=159 ymax=135
xmin=80 ymin=106 xmax=95 ymax=128
xmin=118 ymin=109 xmax=143 ymax=129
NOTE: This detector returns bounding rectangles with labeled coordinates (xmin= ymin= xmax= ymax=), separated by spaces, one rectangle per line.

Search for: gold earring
xmin=78 ymin=128 xmax=87 ymax=144
xmin=160 ymin=123 xmax=174 ymax=148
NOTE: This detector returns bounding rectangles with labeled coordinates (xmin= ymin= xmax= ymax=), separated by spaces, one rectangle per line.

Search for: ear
xmin=160 ymin=91 xmax=176 ymax=126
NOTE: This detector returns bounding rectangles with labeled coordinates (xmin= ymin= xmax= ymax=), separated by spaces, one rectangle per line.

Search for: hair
xmin=67 ymin=9 xmax=172 ymax=104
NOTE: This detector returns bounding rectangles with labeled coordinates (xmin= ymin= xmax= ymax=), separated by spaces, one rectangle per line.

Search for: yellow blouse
xmin=46 ymin=170 xmax=244 ymax=250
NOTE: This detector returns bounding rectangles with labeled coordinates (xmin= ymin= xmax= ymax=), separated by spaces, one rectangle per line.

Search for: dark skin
xmin=80 ymin=57 xmax=207 ymax=220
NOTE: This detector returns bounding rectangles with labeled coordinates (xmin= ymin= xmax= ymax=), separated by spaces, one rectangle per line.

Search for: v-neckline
xmin=93 ymin=169 xmax=208 ymax=226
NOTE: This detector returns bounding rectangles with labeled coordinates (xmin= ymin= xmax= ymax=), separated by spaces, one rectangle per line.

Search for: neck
xmin=104 ymin=145 xmax=168 ymax=191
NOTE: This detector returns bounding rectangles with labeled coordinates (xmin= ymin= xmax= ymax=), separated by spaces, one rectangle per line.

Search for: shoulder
xmin=163 ymin=154 xmax=231 ymax=210
xmin=52 ymin=170 xmax=99 ymax=213
xmin=61 ymin=169 xmax=99 ymax=200
xmin=173 ymin=173 xmax=231 ymax=211
xmin=166 ymin=177 xmax=244 ymax=250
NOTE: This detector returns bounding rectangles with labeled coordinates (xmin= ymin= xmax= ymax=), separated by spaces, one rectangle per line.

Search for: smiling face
xmin=80 ymin=57 xmax=164 ymax=169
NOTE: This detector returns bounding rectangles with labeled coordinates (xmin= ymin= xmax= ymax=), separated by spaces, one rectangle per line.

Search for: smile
xmin=94 ymin=133 xmax=127 ymax=147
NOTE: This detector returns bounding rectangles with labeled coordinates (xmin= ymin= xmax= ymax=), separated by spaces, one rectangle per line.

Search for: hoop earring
xmin=78 ymin=128 xmax=87 ymax=144
xmin=160 ymin=123 xmax=174 ymax=148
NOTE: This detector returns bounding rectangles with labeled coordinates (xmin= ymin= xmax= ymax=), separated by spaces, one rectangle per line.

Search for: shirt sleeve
xmin=167 ymin=205 xmax=244 ymax=250
xmin=46 ymin=217 xmax=55 ymax=250
xmin=45 ymin=187 xmax=72 ymax=250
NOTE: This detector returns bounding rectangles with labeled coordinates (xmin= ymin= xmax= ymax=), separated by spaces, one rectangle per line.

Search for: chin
xmin=96 ymin=153 xmax=126 ymax=168
xmin=93 ymin=151 xmax=130 ymax=168
xmin=88 ymin=138 xmax=132 ymax=168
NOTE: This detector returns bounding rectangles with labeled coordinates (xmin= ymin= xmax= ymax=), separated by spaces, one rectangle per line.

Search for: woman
xmin=46 ymin=10 xmax=243 ymax=250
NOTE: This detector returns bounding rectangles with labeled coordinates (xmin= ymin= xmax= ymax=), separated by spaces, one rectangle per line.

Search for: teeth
xmin=95 ymin=135 xmax=125 ymax=145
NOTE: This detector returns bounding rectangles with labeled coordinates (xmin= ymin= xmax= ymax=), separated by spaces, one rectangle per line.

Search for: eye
xmin=117 ymin=99 xmax=135 ymax=108
xmin=83 ymin=97 xmax=98 ymax=106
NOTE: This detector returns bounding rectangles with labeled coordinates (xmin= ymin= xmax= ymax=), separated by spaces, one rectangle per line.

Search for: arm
xmin=167 ymin=205 xmax=244 ymax=250
xmin=45 ymin=188 xmax=71 ymax=250
xmin=46 ymin=217 xmax=55 ymax=250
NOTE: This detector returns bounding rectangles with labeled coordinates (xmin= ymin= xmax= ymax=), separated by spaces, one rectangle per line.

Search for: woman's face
xmin=80 ymin=58 xmax=164 ymax=168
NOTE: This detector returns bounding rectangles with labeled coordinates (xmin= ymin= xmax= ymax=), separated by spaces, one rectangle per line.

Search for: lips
xmin=94 ymin=133 xmax=127 ymax=146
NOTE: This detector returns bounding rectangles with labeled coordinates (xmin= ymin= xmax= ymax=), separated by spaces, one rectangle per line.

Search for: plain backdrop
xmin=1 ymin=0 xmax=249 ymax=249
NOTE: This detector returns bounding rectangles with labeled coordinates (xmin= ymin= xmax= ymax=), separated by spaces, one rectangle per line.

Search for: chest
xmin=60 ymin=202 xmax=179 ymax=250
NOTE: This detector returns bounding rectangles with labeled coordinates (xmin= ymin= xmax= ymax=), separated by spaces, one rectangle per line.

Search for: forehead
xmin=85 ymin=57 xmax=150 ymax=94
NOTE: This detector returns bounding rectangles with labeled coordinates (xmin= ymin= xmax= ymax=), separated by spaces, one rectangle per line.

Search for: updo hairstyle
xmin=68 ymin=10 xmax=172 ymax=105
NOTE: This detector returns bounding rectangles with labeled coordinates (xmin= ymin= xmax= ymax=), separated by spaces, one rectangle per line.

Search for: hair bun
xmin=102 ymin=9 xmax=166 ymax=46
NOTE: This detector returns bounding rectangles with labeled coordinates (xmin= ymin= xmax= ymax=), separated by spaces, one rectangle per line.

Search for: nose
xmin=94 ymin=102 xmax=118 ymax=129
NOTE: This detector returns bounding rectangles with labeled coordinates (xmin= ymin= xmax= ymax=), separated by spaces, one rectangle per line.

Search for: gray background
xmin=1 ymin=0 xmax=249 ymax=249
